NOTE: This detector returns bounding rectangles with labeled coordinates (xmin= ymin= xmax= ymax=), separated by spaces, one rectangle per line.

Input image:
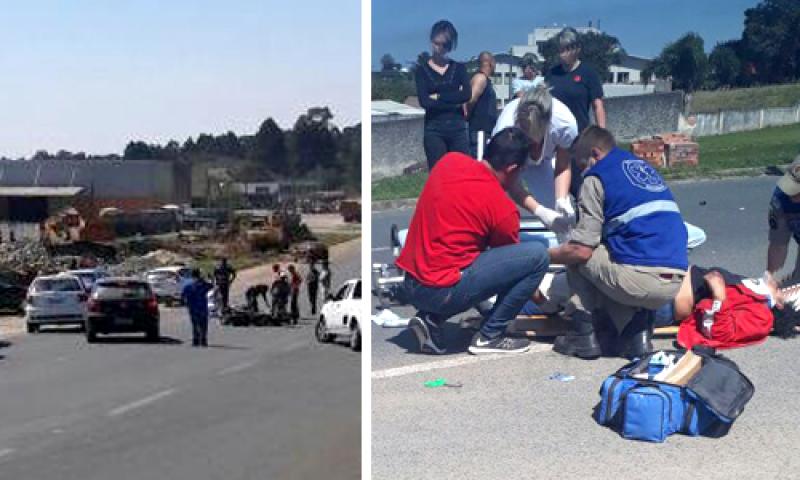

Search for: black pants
xmin=308 ymin=286 xmax=318 ymax=315
xmin=218 ymin=283 xmax=230 ymax=311
xmin=290 ymin=291 xmax=300 ymax=324
xmin=190 ymin=313 xmax=208 ymax=346
xmin=423 ymin=119 xmax=469 ymax=170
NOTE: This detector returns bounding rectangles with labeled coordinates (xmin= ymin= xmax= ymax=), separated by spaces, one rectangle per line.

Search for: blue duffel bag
xmin=596 ymin=346 xmax=754 ymax=442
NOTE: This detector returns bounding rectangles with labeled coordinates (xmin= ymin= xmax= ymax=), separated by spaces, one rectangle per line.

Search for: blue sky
xmin=0 ymin=0 xmax=360 ymax=158
xmin=372 ymin=0 xmax=760 ymax=69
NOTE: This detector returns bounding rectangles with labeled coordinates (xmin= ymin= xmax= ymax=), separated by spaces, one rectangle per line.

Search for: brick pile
xmin=631 ymin=138 xmax=665 ymax=168
xmin=630 ymin=133 xmax=699 ymax=168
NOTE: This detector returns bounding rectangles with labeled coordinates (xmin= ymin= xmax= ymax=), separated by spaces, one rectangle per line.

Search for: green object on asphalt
xmin=424 ymin=379 xmax=447 ymax=388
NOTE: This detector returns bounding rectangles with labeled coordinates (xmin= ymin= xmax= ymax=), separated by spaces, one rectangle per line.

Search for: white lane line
xmin=218 ymin=360 xmax=257 ymax=376
xmin=372 ymin=343 xmax=551 ymax=380
xmin=108 ymin=388 xmax=176 ymax=417
xmin=372 ymin=246 xmax=391 ymax=252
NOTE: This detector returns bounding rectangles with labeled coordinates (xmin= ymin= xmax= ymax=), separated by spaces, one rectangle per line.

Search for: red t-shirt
xmin=396 ymin=153 xmax=520 ymax=287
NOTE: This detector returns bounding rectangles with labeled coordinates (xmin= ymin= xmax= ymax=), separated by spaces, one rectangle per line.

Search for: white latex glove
xmin=555 ymin=197 xmax=577 ymax=226
xmin=534 ymin=205 xmax=571 ymax=234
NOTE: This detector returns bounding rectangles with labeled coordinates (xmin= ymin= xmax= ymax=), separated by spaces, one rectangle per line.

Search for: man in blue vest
xmin=548 ymin=126 xmax=688 ymax=359
xmin=767 ymin=155 xmax=800 ymax=281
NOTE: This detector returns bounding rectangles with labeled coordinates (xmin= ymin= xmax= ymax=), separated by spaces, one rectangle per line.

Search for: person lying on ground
xmin=668 ymin=266 xmax=800 ymax=348
xmin=547 ymin=126 xmax=688 ymax=360
xmin=398 ymin=127 xmax=549 ymax=355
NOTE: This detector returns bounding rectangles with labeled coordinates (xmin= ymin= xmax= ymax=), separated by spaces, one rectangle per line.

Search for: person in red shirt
xmin=398 ymin=127 xmax=550 ymax=355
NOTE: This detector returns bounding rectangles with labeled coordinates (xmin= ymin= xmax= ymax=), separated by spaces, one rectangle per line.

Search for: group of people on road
xmin=399 ymin=19 xmax=799 ymax=358
xmin=180 ymin=258 xmax=333 ymax=347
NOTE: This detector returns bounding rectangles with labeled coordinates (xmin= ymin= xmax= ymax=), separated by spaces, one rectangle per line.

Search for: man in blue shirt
xmin=548 ymin=126 xmax=688 ymax=360
xmin=182 ymin=269 xmax=214 ymax=347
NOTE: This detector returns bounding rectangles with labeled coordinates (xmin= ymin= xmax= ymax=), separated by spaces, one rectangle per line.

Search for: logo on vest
xmin=622 ymin=159 xmax=667 ymax=192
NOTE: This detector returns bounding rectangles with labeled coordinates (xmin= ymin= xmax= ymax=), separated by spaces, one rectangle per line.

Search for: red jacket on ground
xmin=396 ymin=153 xmax=520 ymax=288
xmin=678 ymin=284 xmax=773 ymax=350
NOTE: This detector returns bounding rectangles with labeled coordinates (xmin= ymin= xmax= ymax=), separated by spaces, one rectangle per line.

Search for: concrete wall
xmin=693 ymin=103 xmax=800 ymax=137
xmin=372 ymin=115 xmax=426 ymax=180
xmin=604 ymin=91 xmax=684 ymax=142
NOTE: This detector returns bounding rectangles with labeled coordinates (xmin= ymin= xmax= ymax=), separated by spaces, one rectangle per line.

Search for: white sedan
xmin=25 ymin=274 xmax=88 ymax=333
xmin=316 ymin=279 xmax=362 ymax=351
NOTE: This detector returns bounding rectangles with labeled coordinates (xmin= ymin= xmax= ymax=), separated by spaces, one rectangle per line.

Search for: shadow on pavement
xmin=92 ymin=335 xmax=183 ymax=345
xmin=387 ymin=320 xmax=476 ymax=356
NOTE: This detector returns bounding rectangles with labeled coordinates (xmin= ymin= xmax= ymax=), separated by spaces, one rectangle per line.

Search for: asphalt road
xmin=371 ymin=176 xmax=800 ymax=480
xmin=0 ymin=239 xmax=361 ymax=480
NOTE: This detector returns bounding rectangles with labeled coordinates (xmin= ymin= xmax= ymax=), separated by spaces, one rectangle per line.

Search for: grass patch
xmin=315 ymin=231 xmax=361 ymax=248
xmin=372 ymin=171 xmax=428 ymax=201
xmin=691 ymin=83 xmax=800 ymax=113
xmin=372 ymin=124 xmax=800 ymax=201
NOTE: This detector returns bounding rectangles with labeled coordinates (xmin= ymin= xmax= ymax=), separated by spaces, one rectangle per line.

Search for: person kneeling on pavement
xmin=548 ymin=126 xmax=688 ymax=359
xmin=397 ymin=127 xmax=550 ymax=355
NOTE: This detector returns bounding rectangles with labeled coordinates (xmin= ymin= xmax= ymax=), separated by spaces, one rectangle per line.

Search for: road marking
xmin=218 ymin=360 xmax=257 ymax=376
xmin=372 ymin=246 xmax=391 ymax=252
xmin=0 ymin=448 xmax=15 ymax=459
xmin=108 ymin=388 xmax=176 ymax=417
xmin=372 ymin=343 xmax=551 ymax=380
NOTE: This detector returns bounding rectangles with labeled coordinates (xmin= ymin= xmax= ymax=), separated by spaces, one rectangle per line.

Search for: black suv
xmin=86 ymin=278 xmax=160 ymax=342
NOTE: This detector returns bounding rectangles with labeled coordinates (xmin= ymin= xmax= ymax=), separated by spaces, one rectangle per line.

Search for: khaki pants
xmin=566 ymin=244 xmax=684 ymax=332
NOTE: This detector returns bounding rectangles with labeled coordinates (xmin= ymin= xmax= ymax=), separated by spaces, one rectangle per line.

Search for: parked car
xmin=145 ymin=266 xmax=192 ymax=306
xmin=67 ymin=268 xmax=109 ymax=293
xmin=25 ymin=274 xmax=88 ymax=333
xmin=86 ymin=277 xmax=160 ymax=342
xmin=0 ymin=278 xmax=27 ymax=314
xmin=315 ymin=278 xmax=361 ymax=351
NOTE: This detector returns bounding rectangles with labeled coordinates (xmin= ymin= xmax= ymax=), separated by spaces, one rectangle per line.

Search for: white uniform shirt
xmin=492 ymin=97 xmax=578 ymax=209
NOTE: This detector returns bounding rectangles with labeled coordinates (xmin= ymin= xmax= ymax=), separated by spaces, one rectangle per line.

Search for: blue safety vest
xmin=585 ymin=147 xmax=688 ymax=270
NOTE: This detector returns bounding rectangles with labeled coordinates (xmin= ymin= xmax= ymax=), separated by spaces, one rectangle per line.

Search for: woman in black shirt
xmin=546 ymin=27 xmax=606 ymax=133
xmin=415 ymin=20 xmax=471 ymax=170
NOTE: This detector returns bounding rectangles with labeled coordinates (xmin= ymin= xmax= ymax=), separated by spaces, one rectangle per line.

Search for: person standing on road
xmin=398 ymin=127 xmax=550 ymax=355
xmin=492 ymin=83 xmax=579 ymax=238
xmin=182 ymin=269 xmax=214 ymax=347
xmin=464 ymin=51 xmax=497 ymax=159
xmin=320 ymin=260 xmax=332 ymax=301
xmin=546 ymin=27 xmax=606 ymax=197
xmin=416 ymin=20 xmax=471 ymax=170
xmin=213 ymin=258 xmax=237 ymax=312
xmin=288 ymin=264 xmax=302 ymax=325
xmin=547 ymin=126 xmax=687 ymax=360
xmin=307 ymin=261 xmax=320 ymax=316
xmin=767 ymin=155 xmax=800 ymax=282
xmin=511 ymin=53 xmax=544 ymax=99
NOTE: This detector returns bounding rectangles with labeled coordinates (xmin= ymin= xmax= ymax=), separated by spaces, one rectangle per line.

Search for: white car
xmin=316 ymin=279 xmax=361 ymax=351
xmin=145 ymin=266 xmax=192 ymax=306
xmin=25 ymin=274 xmax=88 ymax=333
xmin=66 ymin=268 xmax=109 ymax=293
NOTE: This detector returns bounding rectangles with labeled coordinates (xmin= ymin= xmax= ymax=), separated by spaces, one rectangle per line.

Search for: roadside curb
xmin=372 ymin=164 xmax=789 ymax=211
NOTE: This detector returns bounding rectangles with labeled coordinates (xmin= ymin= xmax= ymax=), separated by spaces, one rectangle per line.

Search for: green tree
xmin=123 ymin=141 xmax=154 ymax=160
xmin=645 ymin=32 xmax=708 ymax=92
xmin=539 ymin=31 xmax=624 ymax=81
xmin=249 ymin=118 xmax=288 ymax=175
xmin=380 ymin=53 xmax=397 ymax=72
xmin=709 ymin=42 xmax=742 ymax=87
xmin=742 ymin=0 xmax=800 ymax=84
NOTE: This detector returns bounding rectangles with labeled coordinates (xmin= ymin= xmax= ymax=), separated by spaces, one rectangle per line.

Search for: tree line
xmin=645 ymin=0 xmax=800 ymax=91
xmin=5 ymin=107 xmax=361 ymax=193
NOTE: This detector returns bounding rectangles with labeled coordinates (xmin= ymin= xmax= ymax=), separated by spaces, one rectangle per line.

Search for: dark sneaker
xmin=468 ymin=333 xmax=531 ymax=355
xmin=408 ymin=315 xmax=446 ymax=355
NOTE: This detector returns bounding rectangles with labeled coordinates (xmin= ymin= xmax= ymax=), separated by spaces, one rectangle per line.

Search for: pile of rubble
xmin=631 ymin=133 xmax=699 ymax=169
xmin=0 ymin=241 xmax=56 ymax=275
xmin=107 ymin=249 xmax=193 ymax=276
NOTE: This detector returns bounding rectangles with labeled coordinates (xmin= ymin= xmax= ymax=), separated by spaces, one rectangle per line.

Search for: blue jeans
xmin=404 ymin=242 xmax=549 ymax=339
xmin=190 ymin=313 xmax=208 ymax=346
